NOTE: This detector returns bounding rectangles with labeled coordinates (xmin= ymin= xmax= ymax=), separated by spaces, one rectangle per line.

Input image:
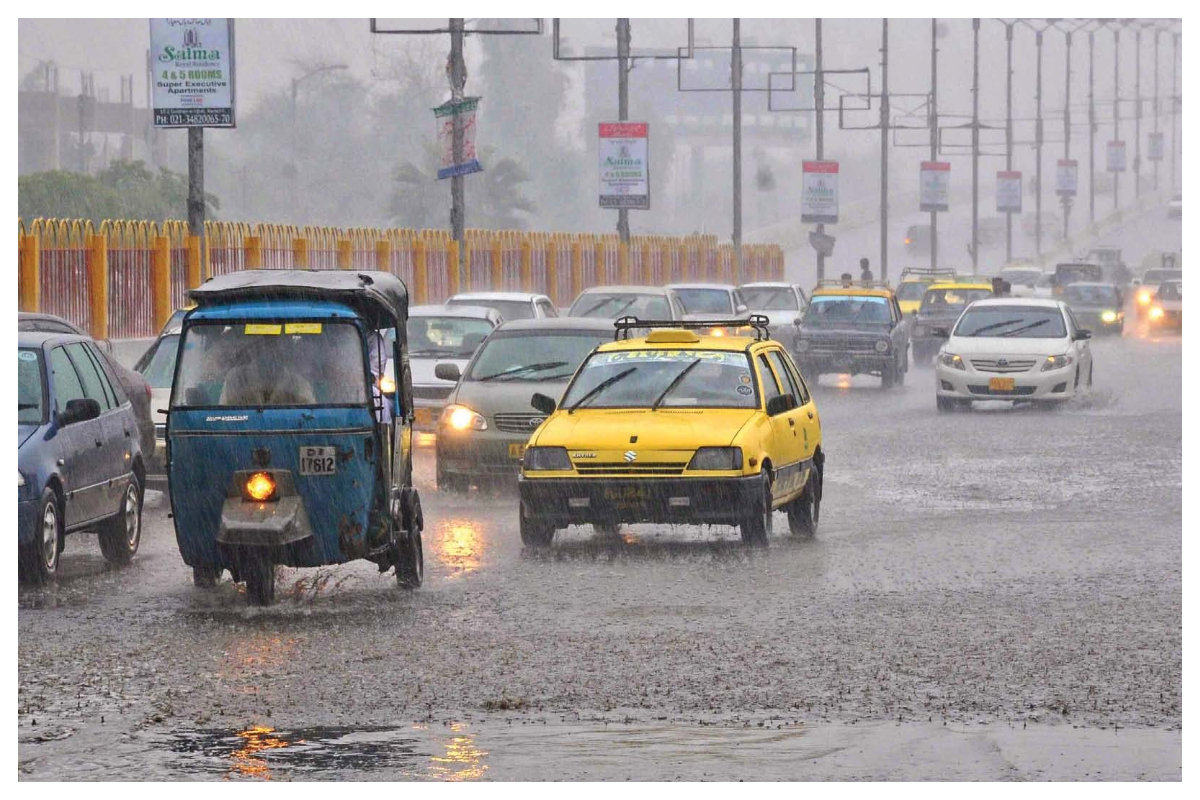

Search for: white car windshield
xmin=953 ymin=307 xmax=1067 ymax=339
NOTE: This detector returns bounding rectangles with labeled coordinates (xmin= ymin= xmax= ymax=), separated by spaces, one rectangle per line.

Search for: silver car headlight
xmin=523 ymin=446 xmax=572 ymax=471
xmin=939 ymin=352 xmax=966 ymax=371
xmin=686 ymin=447 xmax=743 ymax=471
xmin=441 ymin=404 xmax=487 ymax=431
xmin=1041 ymin=353 xmax=1075 ymax=372
xmin=874 ymin=339 xmax=890 ymax=353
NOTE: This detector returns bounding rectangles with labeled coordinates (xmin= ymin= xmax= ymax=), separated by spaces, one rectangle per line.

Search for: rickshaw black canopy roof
xmin=189 ymin=270 xmax=409 ymax=333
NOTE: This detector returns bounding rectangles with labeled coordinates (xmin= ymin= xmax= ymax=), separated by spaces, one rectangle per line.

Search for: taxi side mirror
xmin=530 ymin=392 xmax=557 ymax=416
xmin=434 ymin=363 xmax=461 ymax=382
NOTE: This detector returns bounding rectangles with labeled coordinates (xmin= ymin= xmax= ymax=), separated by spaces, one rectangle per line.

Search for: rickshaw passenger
xmin=219 ymin=336 xmax=317 ymax=406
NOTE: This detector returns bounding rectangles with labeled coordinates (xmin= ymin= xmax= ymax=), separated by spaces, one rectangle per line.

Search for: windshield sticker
xmin=284 ymin=322 xmax=323 ymax=334
xmin=244 ymin=324 xmax=282 ymax=335
xmin=205 ymin=414 xmax=249 ymax=422
xmin=736 ymin=384 xmax=753 ymax=396
xmin=593 ymin=350 xmax=744 ymax=365
xmin=18 ymin=351 xmax=37 ymax=361
xmin=739 ymin=373 xmax=752 ymax=384
xmin=813 ymin=295 xmax=885 ymax=305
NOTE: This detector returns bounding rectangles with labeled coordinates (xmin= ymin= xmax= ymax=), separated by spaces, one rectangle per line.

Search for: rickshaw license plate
xmin=299 ymin=446 xmax=337 ymax=475
xmin=508 ymin=443 xmax=526 ymax=459
xmin=989 ymin=377 xmax=1016 ymax=392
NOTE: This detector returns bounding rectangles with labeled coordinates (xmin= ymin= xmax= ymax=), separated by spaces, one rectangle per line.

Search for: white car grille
xmin=970 ymin=358 xmax=1037 ymax=374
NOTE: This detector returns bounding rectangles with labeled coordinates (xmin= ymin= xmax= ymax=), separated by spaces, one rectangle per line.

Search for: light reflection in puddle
xmin=435 ymin=518 xmax=484 ymax=578
xmin=228 ymin=725 xmax=294 ymax=780
xmin=427 ymin=722 xmax=489 ymax=781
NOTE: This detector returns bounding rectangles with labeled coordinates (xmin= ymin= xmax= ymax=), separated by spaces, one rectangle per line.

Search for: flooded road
xmin=17 ymin=327 xmax=1181 ymax=780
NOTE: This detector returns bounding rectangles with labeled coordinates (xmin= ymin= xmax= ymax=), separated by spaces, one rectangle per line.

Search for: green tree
xmin=18 ymin=160 xmax=218 ymax=223
xmin=390 ymin=145 xmax=536 ymax=230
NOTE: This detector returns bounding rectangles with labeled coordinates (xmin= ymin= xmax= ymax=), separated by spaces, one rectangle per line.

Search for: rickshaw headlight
xmin=244 ymin=472 xmax=277 ymax=502
xmin=443 ymin=404 xmax=487 ymax=431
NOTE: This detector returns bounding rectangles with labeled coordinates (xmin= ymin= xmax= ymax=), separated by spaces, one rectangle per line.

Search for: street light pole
xmin=616 ymin=18 xmax=631 ymax=245
xmin=1153 ymin=28 xmax=1161 ymax=192
xmin=1113 ymin=26 xmax=1121 ymax=212
xmin=929 ymin=18 xmax=939 ymax=270
xmin=1134 ymin=26 xmax=1143 ymax=198
xmin=449 ymin=18 xmax=466 ymax=286
xmin=732 ymin=18 xmax=743 ymax=282
xmin=971 ymin=18 xmax=979 ymax=274
xmin=1003 ymin=20 xmax=1015 ymax=262
xmin=1062 ymin=29 xmax=1073 ymax=242
xmin=879 ymin=19 xmax=889 ymax=281
xmin=1088 ymin=29 xmax=1096 ymax=225
xmin=813 ymin=18 xmax=824 ymax=281
xmin=1034 ymin=28 xmax=1044 ymax=257
xmin=1171 ymin=31 xmax=1178 ymax=193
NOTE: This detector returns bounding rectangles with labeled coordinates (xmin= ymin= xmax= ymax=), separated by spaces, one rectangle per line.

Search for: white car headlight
xmin=939 ymin=352 xmax=966 ymax=371
xmin=441 ymin=404 xmax=487 ymax=431
xmin=1100 ymin=310 xmax=1118 ymax=323
xmin=1041 ymin=353 xmax=1075 ymax=372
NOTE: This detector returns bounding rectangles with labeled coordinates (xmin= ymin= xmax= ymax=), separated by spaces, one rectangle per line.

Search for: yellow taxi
xmin=517 ymin=317 xmax=823 ymax=547
xmin=896 ymin=267 xmax=958 ymax=316
xmin=910 ymin=277 xmax=996 ymax=363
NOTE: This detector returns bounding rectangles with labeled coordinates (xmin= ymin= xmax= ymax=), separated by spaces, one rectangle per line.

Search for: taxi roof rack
xmin=814 ymin=278 xmax=894 ymax=290
xmin=899 ymin=267 xmax=957 ymax=279
xmin=613 ymin=314 xmax=771 ymax=341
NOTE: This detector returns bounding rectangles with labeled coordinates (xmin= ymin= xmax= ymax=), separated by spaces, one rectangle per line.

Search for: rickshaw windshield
xmin=172 ymin=321 xmax=368 ymax=407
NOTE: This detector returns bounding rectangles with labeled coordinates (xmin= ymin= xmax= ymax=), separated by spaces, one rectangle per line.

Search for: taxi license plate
xmin=414 ymin=408 xmax=433 ymax=426
xmin=989 ymin=377 xmax=1016 ymax=392
xmin=508 ymin=443 xmax=526 ymax=459
xmin=299 ymin=446 xmax=337 ymax=476
xmin=604 ymin=486 xmax=651 ymax=504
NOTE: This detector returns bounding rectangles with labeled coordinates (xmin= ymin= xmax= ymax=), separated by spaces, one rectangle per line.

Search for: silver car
xmin=567 ymin=285 xmax=686 ymax=321
xmin=737 ymin=281 xmax=809 ymax=339
xmin=446 ymin=291 xmax=558 ymax=321
xmin=433 ymin=317 xmax=613 ymax=492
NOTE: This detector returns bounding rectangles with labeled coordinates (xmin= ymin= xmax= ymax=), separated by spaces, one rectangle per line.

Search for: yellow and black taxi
xmin=910 ymin=278 xmax=995 ymax=364
xmin=896 ymin=267 xmax=956 ymax=316
xmin=517 ymin=316 xmax=823 ymax=547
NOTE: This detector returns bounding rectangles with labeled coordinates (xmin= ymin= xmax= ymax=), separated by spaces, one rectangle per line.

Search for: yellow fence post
xmin=18 ymin=233 xmax=40 ymax=313
xmin=87 ymin=234 xmax=109 ymax=341
xmin=639 ymin=241 xmax=651 ymax=284
xmin=520 ymin=236 xmax=533 ymax=292
xmin=375 ymin=237 xmax=393 ymax=275
xmin=294 ymin=237 xmax=309 ymax=268
xmin=546 ymin=236 xmax=559 ymax=305
xmin=186 ymin=234 xmax=202 ymax=290
xmin=490 ymin=235 xmax=504 ymax=290
xmin=447 ymin=240 xmax=461 ymax=296
xmin=618 ymin=241 xmax=630 ymax=284
xmin=570 ymin=239 xmax=583 ymax=300
xmin=151 ymin=236 xmax=172 ymax=331
xmin=245 ymin=235 xmax=262 ymax=268
xmin=594 ymin=239 xmax=605 ymax=286
xmin=337 ymin=238 xmax=353 ymax=270
xmin=413 ymin=237 xmax=428 ymax=304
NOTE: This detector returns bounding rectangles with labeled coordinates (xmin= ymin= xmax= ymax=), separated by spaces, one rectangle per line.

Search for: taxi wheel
xmin=98 ymin=477 xmax=142 ymax=566
xmin=740 ymin=475 xmax=772 ymax=547
xmin=519 ymin=501 xmax=555 ymax=547
xmin=788 ymin=466 xmax=821 ymax=537
xmin=396 ymin=529 xmax=424 ymax=589
xmin=20 ymin=487 xmax=62 ymax=585
xmin=193 ymin=566 xmax=221 ymax=588
xmin=242 ymin=553 xmax=276 ymax=606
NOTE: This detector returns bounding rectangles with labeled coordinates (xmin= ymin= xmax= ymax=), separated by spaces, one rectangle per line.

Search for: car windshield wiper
xmin=18 ymin=403 xmax=38 ymax=410
xmin=410 ymin=348 xmax=454 ymax=357
xmin=650 ymin=359 xmax=701 ymax=411
xmin=577 ymin=296 xmax=622 ymax=317
xmin=999 ymin=319 xmax=1052 ymax=337
xmin=476 ymin=361 xmax=568 ymax=381
xmin=568 ymin=367 xmax=637 ymax=413
xmin=751 ymin=288 xmax=793 ymax=310
xmin=963 ymin=318 xmax=1025 ymax=336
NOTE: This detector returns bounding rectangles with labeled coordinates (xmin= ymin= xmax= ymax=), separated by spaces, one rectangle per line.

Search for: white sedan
xmin=934 ymin=298 xmax=1094 ymax=412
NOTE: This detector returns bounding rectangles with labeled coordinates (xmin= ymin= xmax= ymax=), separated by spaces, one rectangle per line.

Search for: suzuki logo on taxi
xmin=624 ymin=451 xmax=638 ymax=463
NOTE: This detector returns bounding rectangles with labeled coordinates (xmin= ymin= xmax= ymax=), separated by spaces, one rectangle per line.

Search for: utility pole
xmin=1002 ymin=20 xmax=1015 ymax=262
xmin=813 ymin=18 xmax=824 ymax=281
xmin=732 ymin=18 xmax=743 ymax=280
xmin=971 ymin=18 xmax=980 ymax=274
xmin=449 ymin=18 xmax=467 ymax=285
xmin=1153 ymin=28 xmax=1160 ymax=192
xmin=929 ymin=18 xmax=939 ymax=270
xmin=880 ymin=19 xmax=889 ymax=282
xmin=188 ymin=127 xmax=204 ymax=243
xmin=1088 ymin=29 xmax=1096 ymax=225
xmin=615 ymin=18 xmax=632 ymax=244
xmin=1171 ymin=31 xmax=1178 ymax=193
xmin=1134 ymin=27 xmax=1143 ymax=198
xmin=1113 ymin=26 xmax=1121 ymax=212
xmin=1062 ymin=28 xmax=1073 ymax=242
xmin=1033 ymin=28 xmax=1044 ymax=257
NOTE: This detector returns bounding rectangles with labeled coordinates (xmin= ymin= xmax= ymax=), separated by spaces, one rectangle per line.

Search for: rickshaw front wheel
xmin=193 ymin=566 xmax=222 ymax=588
xmin=395 ymin=529 xmax=423 ymax=589
xmin=241 ymin=552 xmax=276 ymax=606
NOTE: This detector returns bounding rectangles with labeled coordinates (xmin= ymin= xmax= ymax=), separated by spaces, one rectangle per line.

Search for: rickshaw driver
xmin=219 ymin=333 xmax=316 ymax=406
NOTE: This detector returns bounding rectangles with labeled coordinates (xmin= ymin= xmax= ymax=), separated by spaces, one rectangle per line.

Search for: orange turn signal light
xmin=245 ymin=471 xmax=277 ymax=502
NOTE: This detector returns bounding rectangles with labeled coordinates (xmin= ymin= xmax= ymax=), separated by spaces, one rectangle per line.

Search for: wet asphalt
xmin=17 ymin=326 xmax=1181 ymax=780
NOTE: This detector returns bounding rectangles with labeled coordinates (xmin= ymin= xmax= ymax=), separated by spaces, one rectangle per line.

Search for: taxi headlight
xmin=939 ymin=352 xmax=966 ymax=371
xmin=875 ymin=339 xmax=890 ymax=353
xmin=1100 ymin=310 xmax=1118 ymax=323
xmin=523 ymin=446 xmax=571 ymax=471
xmin=1149 ymin=306 xmax=1165 ymax=320
xmin=442 ymin=404 xmax=487 ymax=431
xmin=244 ymin=471 xmax=277 ymax=502
xmin=687 ymin=447 xmax=743 ymax=471
xmin=1041 ymin=353 xmax=1075 ymax=371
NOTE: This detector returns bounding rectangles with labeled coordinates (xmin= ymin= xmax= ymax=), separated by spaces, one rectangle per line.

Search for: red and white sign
xmin=1056 ymin=159 xmax=1078 ymax=195
xmin=801 ymin=160 xmax=839 ymax=224
xmin=996 ymin=171 xmax=1022 ymax=213
xmin=1107 ymin=141 xmax=1127 ymax=173
xmin=920 ymin=161 xmax=951 ymax=212
xmin=599 ymin=122 xmax=650 ymax=209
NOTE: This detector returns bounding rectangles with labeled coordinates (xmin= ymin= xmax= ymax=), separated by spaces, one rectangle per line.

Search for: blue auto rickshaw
xmin=166 ymin=270 xmax=423 ymax=604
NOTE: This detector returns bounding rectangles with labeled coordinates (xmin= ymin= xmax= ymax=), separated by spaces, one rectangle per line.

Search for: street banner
xmin=920 ymin=161 xmax=950 ymax=212
xmin=598 ymin=122 xmax=650 ymax=210
xmin=435 ymin=97 xmax=482 ymax=180
xmin=1107 ymin=141 xmax=1127 ymax=173
xmin=1056 ymin=159 xmax=1078 ymax=196
xmin=996 ymin=170 xmax=1022 ymax=213
xmin=150 ymin=19 xmax=236 ymax=128
xmin=801 ymin=161 xmax=839 ymax=224
xmin=1148 ymin=132 xmax=1165 ymax=162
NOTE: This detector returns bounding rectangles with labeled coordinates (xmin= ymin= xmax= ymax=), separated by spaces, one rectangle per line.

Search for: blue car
xmin=18 ymin=332 xmax=145 ymax=583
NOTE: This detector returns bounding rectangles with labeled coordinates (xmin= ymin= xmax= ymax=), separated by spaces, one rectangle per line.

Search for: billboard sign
xmin=996 ymin=170 xmax=1022 ymax=213
xmin=1056 ymin=159 xmax=1078 ymax=195
xmin=435 ymin=97 xmax=482 ymax=179
xmin=599 ymin=122 xmax=650 ymax=209
xmin=1107 ymin=141 xmax=1127 ymax=173
xmin=150 ymin=19 xmax=236 ymax=127
xmin=801 ymin=160 xmax=839 ymax=224
xmin=920 ymin=161 xmax=950 ymax=212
